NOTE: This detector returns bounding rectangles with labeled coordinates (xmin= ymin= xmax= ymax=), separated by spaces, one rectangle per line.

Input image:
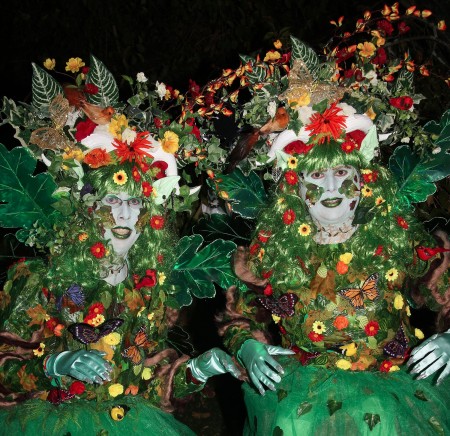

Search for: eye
xmin=128 ymin=198 xmax=142 ymax=207
xmin=104 ymin=195 xmax=120 ymax=205
xmin=310 ymin=172 xmax=324 ymax=179
xmin=335 ymin=169 xmax=348 ymax=177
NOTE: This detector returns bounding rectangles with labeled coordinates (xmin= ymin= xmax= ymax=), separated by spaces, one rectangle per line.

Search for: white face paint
xmin=101 ymin=192 xmax=143 ymax=256
xmin=300 ymin=165 xmax=360 ymax=226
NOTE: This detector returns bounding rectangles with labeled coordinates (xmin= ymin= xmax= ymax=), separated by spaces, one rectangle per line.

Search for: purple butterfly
xmin=56 ymin=283 xmax=85 ymax=311
xmin=383 ymin=325 xmax=408 ymax=358
xmin=68 ymin=318 xmax=124 ymax=344
xmin=257 ymin=293 xmax=298 ymax=317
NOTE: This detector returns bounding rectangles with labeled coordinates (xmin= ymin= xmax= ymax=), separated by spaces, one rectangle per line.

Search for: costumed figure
xmin=0 ymin=57 xmax=240 ymax=434
xmin=209 ymin=34 xmax=450 ymax=434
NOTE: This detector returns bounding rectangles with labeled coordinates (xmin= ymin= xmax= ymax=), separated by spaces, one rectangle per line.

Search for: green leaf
xmin=31 ymin=63 xmax=63 ymax=109
xmin=193 ymin=214 xmax=253 ymax=245
xmin=359 ymin=126 xmax=378 ymax=164
xmin=273 ymin=427 xmax=283 ymax=436
xmin=86 ymin=54 xmax=119 ymax=106
xmin=429 ymin=417 xmax=444 ymax=436
xmin=327 ymin=399 xmax=342 ymax=416
xmin=277 ymin=389 xmax=288 ymax=402
xmin=170 ymin=234 xmax=237 ymax=306
xmin=364 ymin=413 xmax=381 ymax=431
xmin=0 ymin=144 xmax=58 ymax=229
xmin=414 ymin=390 xmax=428 ymax=401
xmin=153 ymin=176 xmax=180 ymax=204
xmin=297 ymin=401 xmax=313 ymax=417
xmin=246 ymin=64 xmax=268 ymax=85
xmin=352 ymin=205 xmax=376 ymax=225
xmin=290 ymin=36 xmax=319 ymax=78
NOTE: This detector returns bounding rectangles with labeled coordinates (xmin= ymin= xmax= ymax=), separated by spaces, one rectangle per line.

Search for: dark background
xmin=1 ymin=1 xmax=449 ymax=434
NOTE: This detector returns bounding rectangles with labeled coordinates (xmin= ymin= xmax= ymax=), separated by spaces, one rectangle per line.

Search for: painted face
xmin=101 ymin=192 xmax=143 ymax=256
xmin=300 ymin=165 xmax=360 ymax=226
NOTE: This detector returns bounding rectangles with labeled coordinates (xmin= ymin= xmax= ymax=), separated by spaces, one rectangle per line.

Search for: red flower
xmin=75 ymin=118 xmax=97 ymax=142
xmin=132 ymin=166 xmax=141 ymax=182
xmin=46 ymin=318 xmax=59 ymax=331
xmin=90 ymin=242 xmax=106 ymax=259
xmin=365 ymin=320 xmax=379 ymax=336
xmin=113 ymin=131 xmax=152 ymax=165
xmin=336 ymin=261 xmax=349 ymax=275
xmin=188 ymin=79 xmax=201 ymax=98
xmin=283 ymin=209 xmax=296 ymax=225
xmin=150 ymin=215 xmax=165 ymax=230
xmin=284 ymin=170 xmax=299 ymax=185
xmin=81 ymin=66 xmax=90 ymax=75
xmin=258 ymin=230 xmax=272 ymax=243
xmin=374 ymin=245 xmax=383 ymax=256
xmin=362 ymin=170 xmax=379 ymax=183
xmin=284 ymin=140 xmax=313 ymax=155
xmin=142 ymin=181 xmax=153 ymax=197
xmin=135 ymin=269 xmax=157 ymax=289
xmin=308 ymin=331 xmax=324 ymax=342
xmin=154 ymin=117 xmax=163 ymax=129
xmin=157 ymin=254 xmax=164 ymax=264
xmin=371 ymin=47 xmax=387 ymax=66
xmin=341 ymin=141 xmax=356 ymax=153
xmin=377 ymin=19 xmax=394 ymax=36
xmin=249 ymin=243 xmax=260 ymax=255
xmin=88 ymin=302 xmax=104 ymax=315
xmin=263 ymin=284 xmax=273 ymax=296
xmin=279 ymin=324 xmax=287 ymax=334
xmin=305 ymin=103 xmax=347 ymax=144
xmin=396 ymin=216 xmax=409 ymax=229
xmin=47 ymin=388 xmax=74 ymax=404
xmin=262 ymin=270 xmax=273 ymax=279
xmin=149 ymin=161 xmax=168 ymax=179
xmin=380 ymin=360 xmax=393 ymax=373
xmin=398 ymin=22 xmax=410 ymax=34
xmin=345 ymin=130 xmax=366 ymax=150
xmin=69 ymin=380 xmax=86 ymax=395
xmin=389 ymin=96 xmax=413 ymax=111
xmin=186 ymin=118 xmax=202 ymax=141
xmin=83 ymin=83 xmax=99 ymax=95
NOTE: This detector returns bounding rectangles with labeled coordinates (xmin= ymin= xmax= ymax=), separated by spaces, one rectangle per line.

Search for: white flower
xmin=432 ymin=147 xmax=441 ymax=154
xmin=155 ymin=81 xmax=167 ymax=99
xmin=337 ymin=102 xmax=357 ymax=116
xmin=267 ymin=101 xmax=277 ymax=118
xmin=400 ymin=137 xmax=410 ymax=143
xmin=122 ymin=128 xmax=137 ymax=144
xmin=136 ymin=72 xmax=148 ymax=83
xmin=363 ymin=70 xmax=378 ymax=86
xmin=297 ymin=106 xmax=315 ymax=124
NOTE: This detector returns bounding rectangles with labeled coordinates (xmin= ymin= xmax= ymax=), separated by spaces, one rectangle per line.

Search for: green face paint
xmin=338 ymin=178 xmax=359 ymax=199
xmin=304 ymin=183 xmax=324 ymax=205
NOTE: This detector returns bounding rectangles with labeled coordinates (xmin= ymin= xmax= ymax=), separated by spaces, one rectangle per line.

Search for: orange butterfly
xmin=121 ymin=326 xmax=151 ymax=365
xmin=338 ymin=273 xmax=380 ymax=309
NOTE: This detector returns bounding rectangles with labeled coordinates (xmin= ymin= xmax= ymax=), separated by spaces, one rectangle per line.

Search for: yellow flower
xmin=263 ymin=50 xmax=281 ymax=62
xmin=113 ymin=170 xmax=128 ymax=185
xmin=277 ymin=197 xmax=285 ymax=205
xmin=142 ymin=367 xmax=153 ymax=380
xmin=273 ymin=40 xmax=282 ymax=49
xmin=62 ymin=147 xmax=84 ymax=162
xmin=90 ymin=314 xmax=105 ymax=327
xmin=65 ymin=57 xmax=85 ymax=73
xmin=147 ymin=312 xmax=155 ymax=321
xmin=109 ymin=114 xmax=129 ymax=139
xmin=137 ymin=307 xmax=145 ymax=317
xmin=385 ymin=268 xmax=398 ymax=282
xmin=78 ymin=233 xmax=88 ymax=242
xmin=43 ymin=58 xmax=56 ymax=70
xmin=361 ymin=169 xmax=372 ymax=174
xmin=389 ymin=365 xmax=400 ymax=372
xmin=393 ymin=294 xmax=404 ymax=310
xmin=161 ymin=131 xmax=179 ymax=154
xmin=33 ymin=342 xmax=45 ymax=357
xmin=336 ymin=359 xmax=352 ymax=370
xmin=312 ymin=320 xmax=326 ymax=334
xmin=298 ymin=224 xmax=312 ymax=237
xmin=381 ymin=204 xmax=392 ymax=216
xmin=108 ymin=383 xmax=124 ymax=397
xmin=406 ymin=306 xmax=411 ymax=317
xmin=375 ymin=196 xmax=385 ymax=206
xmin=289 ymin=93 xmax=310 ymax=108
xmin=339 ymin=252 xmax=353 ymax=265
xmin=361 ymin=185 xmax=373 ymax=197
xmin=357 ymin=41 xmax=376 ymax=58
xmin=158 ymin=272 xmax=166 ymax=285
xmin=415 ymin=328 xmax=425 ymax=340
xmin=258 ymin=248 xmax=265 ymax=261
xmin=366 ymin=107 xmax=377 ymax=120
xmin=103 ymin=332 xmax=121 ymax=346
xmin=272 ymin=314 xmax=281 ymax=324
xmin=287 ymin=156 xmax=298 ymax=169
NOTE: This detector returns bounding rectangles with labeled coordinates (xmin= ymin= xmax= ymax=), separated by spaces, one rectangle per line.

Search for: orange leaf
xmin=381 ymin=5 xmax=391 ymax=16
xmin=124 ymin=288 xmax=144 ymax=311
xmin=18 ymin=365 xmax=38 ymax=391
xmin=438 ymin=20 xmax=447 ymax=31
xmin=406 ymin=5 xmax=416 ymax=14
xmin=310 ymin=270 xmax=336 ymax=302
xmin=26 ymin=304 xmax=48 ymax=326
xmin=421 ymin=9 xmax=432 ymax=18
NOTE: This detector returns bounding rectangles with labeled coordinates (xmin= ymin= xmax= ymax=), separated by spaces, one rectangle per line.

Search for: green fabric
xmin=0 ymin=396 xmax=194 ymax=436
xmin=242 ymin=356 xmax=449 ymax=436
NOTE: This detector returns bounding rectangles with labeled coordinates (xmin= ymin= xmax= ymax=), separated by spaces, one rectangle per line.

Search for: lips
xmin=111 ymin=227 xmax=132 ymax=239
xmin=321 ymin=197 xmax=343 ymax=208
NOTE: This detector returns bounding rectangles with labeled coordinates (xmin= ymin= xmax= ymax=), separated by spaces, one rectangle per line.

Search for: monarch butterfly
xmin=121 ymin=326 xmax=151 ymax=365
xmin=338 ymin=273 xmax=380 ymax=309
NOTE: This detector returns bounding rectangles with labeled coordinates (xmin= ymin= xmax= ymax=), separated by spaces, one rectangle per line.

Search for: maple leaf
xmin=124 ymin=288 xmax=144 ymax=311
xmin=310 ymin=270 xmax=336 ymax=302
xmin=17 ymin=365 xmax=38 ymax=391
xmin=26 ymin=304 xmax=48 ymax=326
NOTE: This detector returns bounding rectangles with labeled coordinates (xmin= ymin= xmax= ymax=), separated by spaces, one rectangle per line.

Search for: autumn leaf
xmin=18 ymin=365 xmax=38 ymax=391
xmin=26 ymin=304 xmax=48 ymax=326
xmin=310 ymin=270 xmax=336 ymax=302
xmin=124 ymin=288 xmax=145 ymax=311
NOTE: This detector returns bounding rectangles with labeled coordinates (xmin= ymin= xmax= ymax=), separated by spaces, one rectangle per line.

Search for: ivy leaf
xmin=290 ymin=36 xmax=319 ymax=78
xmin=364 ymin=413 xmax=381 ymax=430
xmin=31 ymin=63 xmax=63 ymax=109
xmin=277 ymin=389 xmax=288 ymax=402
xmin=0 ymin=144 xmax=58 ymax=230
xmin=297 ymin=401 xmax=313 ymax=417
xmin=359 ymin=126 xmax=378 ymax=164
xmin=86 ymin=54 xmax=119 ymax=106
xmin=153 ymin=176 xmax=180 ymax=205
xmin=327 ymin=399 xmax=342 ymax=416
xmin=170 ymin=235 xmax=237 ymax=306
xmin=414 ymin=390 xmax=428 ymax=401
xmin=429 ymin=417 xmax=444 ymax=436
xmin=193 ymin=214 xmax=253 ymax=245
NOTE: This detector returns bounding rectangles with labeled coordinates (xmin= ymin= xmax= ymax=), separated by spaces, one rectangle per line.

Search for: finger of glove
xmin=253 ymin=365 xmax=277 ymax=392
xmin=248 ymin=366 xmax=267 ymax=395
xmin=266 ymin=345 xmax=296 ymax=356
xmin=83 ymin=353 xmax=111 ymax=374
xmin=410 ymin=350 xmax=441 ymax=374
xmin=218 ymin=354 xmax=241 ymax=379
xmin=255 ymin=358 xmax=282 ymax=383
xmin=416 ymin=356 xmax=446 ymax=380
xmin=407 ymin=344 xmax=438 ymax=366
xmin=436 ymin=363 xmax=450 ymax=385
xmin=73 ymin=361 xmax=106 ymax=383
xmin=258 ymin=353 xmax=285 ymax=377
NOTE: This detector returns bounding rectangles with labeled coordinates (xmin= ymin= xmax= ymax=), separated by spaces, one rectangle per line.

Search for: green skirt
xmin=242 ymin=357 xmax=449 ymax=436
xmin=0 ymin=396 xmax=195 ymax=436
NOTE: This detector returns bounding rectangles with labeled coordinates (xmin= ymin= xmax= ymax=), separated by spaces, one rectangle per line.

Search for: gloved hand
xmin=407 ymin=329 xmax=450 ymax=385
xmin=188 ymin=347 xmax=241 ymax=383
xmin=238 ymin=339 xmax=295 ymax=395
xmin=44 ymin=350 xmax=112 ymax=384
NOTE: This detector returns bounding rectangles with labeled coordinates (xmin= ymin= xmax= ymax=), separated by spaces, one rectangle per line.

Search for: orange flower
xmin=336 ymin=261 xmax=349 ymax=275
xmin=357 ymin=41 xmax=376 ymax=58
xmin=125 ymin=385 xmax=139 ymax=395
xmin=114 ymin=131 xmax=152 ymax=165
xmin=333 ymin=315 xmax=349 ymax=330
xmin=305 ymin=103 xmax=347 ymax=144
xmin=84 ymin=148 xmax=112 ymax=168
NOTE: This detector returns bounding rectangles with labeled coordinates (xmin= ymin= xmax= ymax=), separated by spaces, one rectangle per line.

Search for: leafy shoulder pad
xmin=86 ymin=54 xmax=119 ymax=106
xmin=31 ymin=63 xmax=63 ymax=109
xmin=0 ymin=144 xmax=58 ymax=229
xmin=170 ymin=234 xmax=237 ymax=307
xmin=359 ymin=126 xmax=378 ymax=164
xmin=290 ymin=36 xmax=319 ymax=79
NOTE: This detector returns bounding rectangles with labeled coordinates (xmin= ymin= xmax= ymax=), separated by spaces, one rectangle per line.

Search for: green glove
xmin=188 ymin=347 xmax=241 ymax=383
xmin=45 ymin=350 xmax=112 ymax=384
xmin=407 ymin=329 xmax=450 ymax=385
xmin=238 ymin=339 xmax=295 ymax=395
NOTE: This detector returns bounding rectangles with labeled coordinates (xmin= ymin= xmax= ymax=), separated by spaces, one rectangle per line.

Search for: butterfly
xmin=56 ymin=283 xmax=86 ymax=311
xmin=338 ymin=273 xmax=380 ymax=309
xmin=256 ymin=292 xmax=298 ymax=318
xmin=68 ymin=318 xmax=124 ymax=344
xmin=384 ymin=325 xmax=409 ymax=358
xmin=121 ymin=326 xmax=152 ymax=366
